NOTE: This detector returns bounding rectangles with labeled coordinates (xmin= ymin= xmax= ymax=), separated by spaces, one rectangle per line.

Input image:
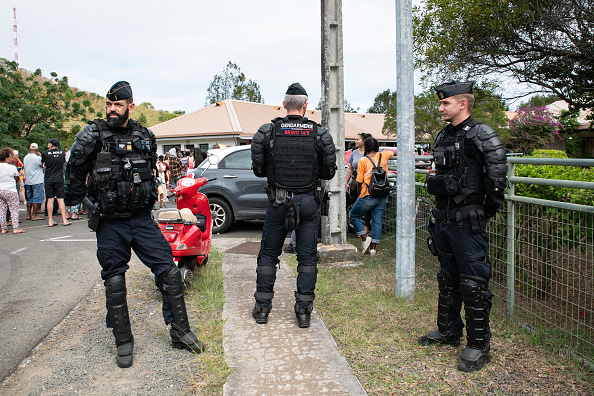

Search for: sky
xmin=0 ymin=0 xmax=421 ymax=114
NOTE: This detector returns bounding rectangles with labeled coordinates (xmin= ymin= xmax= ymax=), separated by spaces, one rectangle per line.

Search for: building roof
xmin=150 ymin=99 xmax=394 ymax=142
xmin=546 ymin=100 xmax=592 ymax=130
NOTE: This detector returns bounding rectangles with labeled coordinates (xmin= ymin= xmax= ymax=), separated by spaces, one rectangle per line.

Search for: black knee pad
xmin=105 ymin=274 xmax=127 ymax=304
xmin=460 ymin=275 xmax=489 ymax=307
xmin=159 ymin=265 xmax=183 ymax=296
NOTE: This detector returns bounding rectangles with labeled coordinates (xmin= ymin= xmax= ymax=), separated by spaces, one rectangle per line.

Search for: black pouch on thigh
xmin=285 ymin=200 xmax=300 ymax=231
xmin=469 ymin=209 xmax=487 ymax=233
xmin=426 ymin=174 xmax=460 ymax=196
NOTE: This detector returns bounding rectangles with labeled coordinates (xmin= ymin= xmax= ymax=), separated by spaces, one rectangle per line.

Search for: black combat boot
xmin=294 ymin=291 xmax=315 ymax=328
xmin=252 ymin=303 xmax=272 ymax=324
xmin=105 ymin=275 xmax=134 ymax=368
xmin=418 ymin=269 xmax=463 ymax=347
xmin=458 ymin=275 xmax=491 ymax=372
xmin=295 ymin=303 xmax=313 ymax=328
xmin=160 ymin=265 xmax=205 ymax=354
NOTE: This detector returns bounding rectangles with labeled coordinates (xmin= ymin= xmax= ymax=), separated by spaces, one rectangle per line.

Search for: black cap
xmin=286 ymin=82 xmax=307 ymax=96
xmin=106 ymin=81 xmax=133 ymax=101
xmin=434 ymin=81 xmax=474 ymax=100
xmin=47 ymin=138 xmax=60 ymax=147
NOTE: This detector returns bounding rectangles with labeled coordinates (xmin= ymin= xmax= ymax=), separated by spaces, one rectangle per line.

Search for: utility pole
xmin=13 ymin=8 xmax=18 ymax=62
xmin=395 ymin=0 xmax=416 ymax=300
xmin=320 ymin=0 xmax=346 ymax=245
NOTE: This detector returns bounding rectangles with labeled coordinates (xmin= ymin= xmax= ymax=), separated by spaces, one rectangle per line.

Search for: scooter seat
xmin=157 ymin=209 xmax=182 ymax=222
xmin=179 ymin=208 xmax=198 ymax=224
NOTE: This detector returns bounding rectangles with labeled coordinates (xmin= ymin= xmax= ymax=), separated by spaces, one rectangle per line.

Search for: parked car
xmin=189 ymin=145 xmax=269 ymax=234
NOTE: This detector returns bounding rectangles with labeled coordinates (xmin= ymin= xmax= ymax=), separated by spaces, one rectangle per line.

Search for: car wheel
xmin=209 ymin=197 xmax=234 ymax=234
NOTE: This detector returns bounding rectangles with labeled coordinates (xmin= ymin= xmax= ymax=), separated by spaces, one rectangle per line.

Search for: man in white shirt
xmin=23 ymin=143 xmax=45 ymax=220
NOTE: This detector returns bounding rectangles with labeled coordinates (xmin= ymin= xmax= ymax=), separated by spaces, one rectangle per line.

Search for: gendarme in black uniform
xmin=419 ymin=81 xmax=507 ymax=372
xmin=251 ymin=82 xmax=336 ymax=328
xmin=66 ymin=81 xmax=204 ymax=368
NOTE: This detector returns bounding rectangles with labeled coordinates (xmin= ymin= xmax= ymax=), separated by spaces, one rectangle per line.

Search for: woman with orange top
xmin=349 ymin=137 xmax=394 ymax=256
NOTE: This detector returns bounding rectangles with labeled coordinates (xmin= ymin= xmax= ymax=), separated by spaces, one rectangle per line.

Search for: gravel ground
xmin=0 ymin=257 xmax=202 ymax=396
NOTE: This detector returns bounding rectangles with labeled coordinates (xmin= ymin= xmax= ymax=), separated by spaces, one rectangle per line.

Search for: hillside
xmin=65 ymin=91 xmax=184 ymax=134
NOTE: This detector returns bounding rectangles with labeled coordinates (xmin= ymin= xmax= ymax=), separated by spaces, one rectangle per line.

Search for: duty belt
xmin=431 ymin=204 xmax=487 ymax=233
xmin=431 ymin=205 xmax=484 ymax=222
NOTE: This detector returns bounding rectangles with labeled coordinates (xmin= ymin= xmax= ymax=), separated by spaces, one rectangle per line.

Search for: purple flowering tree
xmin=508 ymin=106 xmax=563 ymax=155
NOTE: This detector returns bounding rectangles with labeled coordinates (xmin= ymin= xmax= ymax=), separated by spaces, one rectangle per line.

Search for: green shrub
xmin=515 ymin=149 xmax=594 ymax=206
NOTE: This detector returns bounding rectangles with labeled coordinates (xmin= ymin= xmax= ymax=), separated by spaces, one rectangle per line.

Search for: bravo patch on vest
xmin=278 ymin=123 xmax=317 ymax=137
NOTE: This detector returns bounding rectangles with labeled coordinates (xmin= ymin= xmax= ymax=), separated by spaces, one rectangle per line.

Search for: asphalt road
xmin=0 ymin=211 xmax=99 ymax=381
xmin=0 ymin=205 xmax=265 ymax=381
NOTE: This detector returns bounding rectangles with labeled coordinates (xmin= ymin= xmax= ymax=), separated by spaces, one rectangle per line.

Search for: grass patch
xmin=313 ymin=237 xmax=594 ymax=395
xmin=183 ymin=248 xmax=230 ymax=395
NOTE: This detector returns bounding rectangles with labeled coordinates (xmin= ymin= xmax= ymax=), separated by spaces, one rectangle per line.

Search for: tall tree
xmin=413 ymin=0 xmax=594 ymax=111
xmin=205 ymin=62 xmax=263 ymax=105
xmin=0 ymin=58 xmax=95 ymax=153
xmin=367 ymin=89 xmax=397 ymax=114
xmin=517 ymin=94 xmax=561 ymax=110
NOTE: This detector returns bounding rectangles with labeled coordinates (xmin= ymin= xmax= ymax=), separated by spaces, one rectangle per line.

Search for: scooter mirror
xmin=208 ymin=155 xmax=220 ymax=165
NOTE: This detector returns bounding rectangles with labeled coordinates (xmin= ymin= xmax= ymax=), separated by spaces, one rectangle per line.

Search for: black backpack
xmin=365 ymin=154 xmax=390 ymax=198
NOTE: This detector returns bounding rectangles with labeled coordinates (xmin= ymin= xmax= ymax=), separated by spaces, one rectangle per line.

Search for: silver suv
xmin=190 ymin=145 xmax=268 ymax=233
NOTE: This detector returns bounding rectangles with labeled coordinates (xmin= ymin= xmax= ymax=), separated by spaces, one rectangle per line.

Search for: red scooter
xmin=155 ymin=176 xmax=212 ymax=283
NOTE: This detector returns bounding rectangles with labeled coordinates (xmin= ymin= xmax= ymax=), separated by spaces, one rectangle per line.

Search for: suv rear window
xmin=219 ymin=149 xmax=252 ymax=170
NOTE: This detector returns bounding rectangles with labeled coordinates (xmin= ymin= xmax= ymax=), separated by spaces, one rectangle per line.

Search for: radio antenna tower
xmin=13 ymin=7 xmax=18 ymax=62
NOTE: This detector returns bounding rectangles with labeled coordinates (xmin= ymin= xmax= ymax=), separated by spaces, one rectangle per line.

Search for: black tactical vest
xmin=266 ymin=116 xmax=319 ymax=193
xmin=88 ymin=119 xmax=157 ymax=216
xmin=426 ymin=119 xmax=485 ymax=205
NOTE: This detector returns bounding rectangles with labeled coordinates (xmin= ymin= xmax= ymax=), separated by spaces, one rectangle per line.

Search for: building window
xmin=163 ymin=144 xmax=181 ymax=155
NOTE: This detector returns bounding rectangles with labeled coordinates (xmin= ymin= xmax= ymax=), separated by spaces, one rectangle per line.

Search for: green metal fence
xmin=382 ymin=156 xmax=594 ymax=368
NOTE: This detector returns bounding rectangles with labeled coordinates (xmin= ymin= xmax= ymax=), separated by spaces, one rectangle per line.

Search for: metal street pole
xmin=395 ymin=0 xmax=416 ymax=300
xmin=321 ymin=0 xmax=347 ymax=245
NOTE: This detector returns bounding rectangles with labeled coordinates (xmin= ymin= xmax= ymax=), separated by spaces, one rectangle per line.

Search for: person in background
xmin=349 ymin=137 xmax=395 ymax=256
xmin=64 ymin=147 xmax=80 ymax=220
xmin=42 ymin=138 xmax=70 ymax=227
xmin=12 ymin=150 xmax=26 ymax=204
xmin=180 ymin=150 xmax=189 ymax=175
xmin=156 ymin=155 xmax=168 ymax=207
xmin=23 ymin=143 xmax=45 ymax=221
xmin=0 ymin=147 xmax=26 ymax=234
xmin=168 ymin=148 xmax=183 ymax=191
xmin=187 ymin=150 xmax=195 ymax=170
xmin=345 ymin=132 xmax=372 ymax=235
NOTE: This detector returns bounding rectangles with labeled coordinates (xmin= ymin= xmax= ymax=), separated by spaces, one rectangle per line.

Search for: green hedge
xmin=514 ymin=150 xmax=594 ymax=206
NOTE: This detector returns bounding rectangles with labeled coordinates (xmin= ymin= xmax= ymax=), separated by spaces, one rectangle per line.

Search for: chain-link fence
xmin=381 ymin=158 xmax=594 ymax=368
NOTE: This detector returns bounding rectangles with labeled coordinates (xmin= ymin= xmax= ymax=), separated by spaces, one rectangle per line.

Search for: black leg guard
xmin=294 ymin=292 xmax=315 ymax=328
xmin=159 ymin=265 xmax=205 ymax=354
xmin=104 ymin=275 xmax=134 ymax=368
xmin=458 ymin=274 xmax=491 ymax=372
xmin=253 ymin=264 xmax=277 ymax=324
xmin=418 ymin=269 xmax=463 ymax=347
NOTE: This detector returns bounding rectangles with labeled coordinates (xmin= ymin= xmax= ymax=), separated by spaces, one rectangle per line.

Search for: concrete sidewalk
xmin=216 ymin=238 xmax=367 ymax=396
